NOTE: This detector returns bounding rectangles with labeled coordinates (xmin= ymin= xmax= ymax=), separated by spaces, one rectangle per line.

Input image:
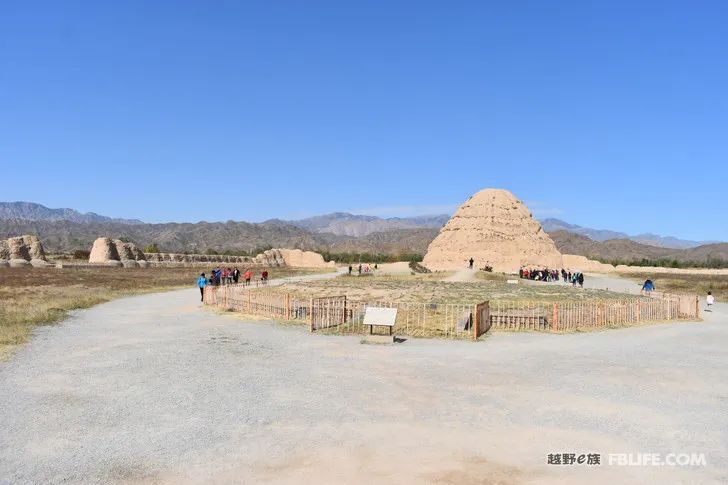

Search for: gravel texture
xmin=1 ymin=274 xmax=727 ymax=484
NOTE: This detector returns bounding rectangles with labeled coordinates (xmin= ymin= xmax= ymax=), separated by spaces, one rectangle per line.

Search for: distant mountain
xmin=0 ymin=218 xmax=440 ymax=256
xmin=0 ymin=202 xmax=143 ymax=225
xmin=541 ymin=218 xmax=717 ymax=249
xmin=0 ymin=219 xmax=325 ymax=254
xmin=2 ymin=202 xmax=724 ymax=264
xmin=285 ymin=212 xmax=450 ymax=237
xmin=549 ymin=231 xmax=728 ymax=266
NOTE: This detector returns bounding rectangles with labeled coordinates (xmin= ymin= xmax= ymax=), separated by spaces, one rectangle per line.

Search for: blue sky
xmin=1 ymin=1 xmax=726 ymax=240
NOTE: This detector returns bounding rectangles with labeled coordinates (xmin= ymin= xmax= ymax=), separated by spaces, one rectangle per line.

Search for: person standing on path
xmin=707 ymin=291 xmax=715 ymax=311
xmin=469 ymin=258 xmax=474 ymax=270
xmin=197 ymin=273 xmax=207 ymax=302
xmin=233 ymin=267 xmax=240 ymax=284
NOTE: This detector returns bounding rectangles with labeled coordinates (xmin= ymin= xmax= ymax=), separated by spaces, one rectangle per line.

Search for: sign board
xmin=363 ymin=307 xmax=397 ymax=327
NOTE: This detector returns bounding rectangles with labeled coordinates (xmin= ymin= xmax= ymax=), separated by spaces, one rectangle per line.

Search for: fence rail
xmin=204 ymin=285 xmax=701 ymax=340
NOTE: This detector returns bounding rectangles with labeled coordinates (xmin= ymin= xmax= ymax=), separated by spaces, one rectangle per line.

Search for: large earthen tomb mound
xmin=422 ymin=188 xmax=564 ymax=273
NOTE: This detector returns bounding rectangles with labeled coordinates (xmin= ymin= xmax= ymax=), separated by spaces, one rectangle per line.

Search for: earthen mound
xmin=422 ymin=188 xmax=563 ymax=273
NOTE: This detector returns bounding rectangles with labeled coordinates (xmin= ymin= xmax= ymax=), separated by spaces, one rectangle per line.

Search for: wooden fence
xmin=204 ymin=286 xmax=701 ymax=340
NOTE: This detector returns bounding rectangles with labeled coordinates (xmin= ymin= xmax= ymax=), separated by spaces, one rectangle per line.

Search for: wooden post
xmin=637 ymin=300 xmax=641 ymax=322
xmin=695 ymin=296 xmax=700 ymax=319
xmin=551 ymin=303 xmax=559 ymax=332
xmin=473 ymin=304 xmax=479 ymax=341
xmin=309 ymin=297 xmax=314 ymax=332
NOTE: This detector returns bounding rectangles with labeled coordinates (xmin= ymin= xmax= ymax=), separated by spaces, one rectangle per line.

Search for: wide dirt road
xmin=1 ymin=283 xmax=727 ymax=483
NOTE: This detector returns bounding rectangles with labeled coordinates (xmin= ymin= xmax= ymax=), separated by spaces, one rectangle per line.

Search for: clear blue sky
xmin=1 ymin=1 xmax=726 ymax=240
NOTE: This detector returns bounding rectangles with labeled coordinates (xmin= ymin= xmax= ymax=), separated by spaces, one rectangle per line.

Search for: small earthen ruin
xmin=0 ymin=235 xmax=51 ymax=267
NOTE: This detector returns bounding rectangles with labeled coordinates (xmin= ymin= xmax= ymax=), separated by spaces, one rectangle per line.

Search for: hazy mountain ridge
xmin=0 ymin=202 xmax=143 ymax=225
xmin=1 ymin=202 xmax=725 ymax=266
xmin=549 ymin=231 xmax=728 ymax=265
xmin=541 ymin=218 xmax=717 ymax=249
xmin=0 ymin=218 xmax=438 ymax=256
xmin=284 ymin=212 xmax=450 ymax=237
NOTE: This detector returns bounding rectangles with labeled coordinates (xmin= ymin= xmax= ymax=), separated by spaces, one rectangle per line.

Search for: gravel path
xmin=1 ymin=276 xmax=727 ymax=484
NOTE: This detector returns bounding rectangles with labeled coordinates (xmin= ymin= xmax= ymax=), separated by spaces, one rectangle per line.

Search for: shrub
xmin=73 ymin=249 xmax=90 ymax=260
xmin=144 ymin=244 xmax=160 ymax=253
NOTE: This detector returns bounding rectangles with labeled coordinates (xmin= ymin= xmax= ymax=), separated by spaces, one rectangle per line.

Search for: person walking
xmin=244 ymin=270 xmax=253 ymax=286
xmin=469 ymin=258 xmax=474 ymax=270
xmin=642 ymin=279 xmax=655 ymax=294
xmin=348 ymin=265 xmax=352 ymax=275
xmin=706 ymin=291 xmax=715 ymax=311
xmin=197 ymin=273 xmax=207 ymax=302
xmin=233 ymin=267 xmax=240 ymax=284
xmin=578 ymin=272 xmax=584 ymax=288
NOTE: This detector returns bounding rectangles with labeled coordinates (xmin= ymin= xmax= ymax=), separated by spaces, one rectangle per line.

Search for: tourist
xmin=561 ymin=269 xmax=567 ymax=282
xmin=578 ymin=272 xmax=584 ymax=288
xmin=233 ymin=267 xmax=240 ymax=284
xmin=197 ymin=273 xmax=207 ymax=302
xmin=244 ymin=270 xmax=253 ymax=286
xmin=469 ymin=257 xmax=474 ymax=269
xmin=348 ymin=265 xmax=352 ymax=275
xmin=642 ymin=279 xmax=655 ymax=293
xmin=221 ymin=268 xmax=228 ymax=285
xmin=706 ymin=291 xmax=715 ymax=311
xmin=261 ymin=270 xmax=269 ymax=284
xmin=358 ymin=264 xmax=362 ymax=275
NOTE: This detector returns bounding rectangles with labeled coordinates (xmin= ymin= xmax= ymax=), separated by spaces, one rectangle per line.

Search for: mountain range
xmin=539 ymin=218 xmax=718 ymax=249
xmin=281 ymin=212 xmax=450 ymax=237
xmin=0 ymin=202 xmax=143 ymax=225
xmin=0 ymin=202 xmax=725 ymax=266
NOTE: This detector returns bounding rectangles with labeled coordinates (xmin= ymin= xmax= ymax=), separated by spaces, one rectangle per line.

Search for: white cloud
xmin=524 ymin=200 xmax=564 ymax=218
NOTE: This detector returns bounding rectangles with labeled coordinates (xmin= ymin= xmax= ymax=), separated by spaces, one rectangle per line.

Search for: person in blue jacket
xmin=642 ymin=279 xmax=655 ymax=293
xmin=197 ymin=273 xmax=208 ymax=301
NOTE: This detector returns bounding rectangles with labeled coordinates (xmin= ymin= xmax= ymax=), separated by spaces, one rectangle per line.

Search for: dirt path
xmin=1 ymin=275 xmax=727 ymax=483
xmin=445 ymin=268 xmax=478 ymax=282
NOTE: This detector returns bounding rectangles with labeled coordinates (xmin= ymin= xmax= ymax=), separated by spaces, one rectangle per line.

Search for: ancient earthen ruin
xmin=89 ymin=238 xmax=148 ymax=267
xmin=0 ymin=235 xmax=51 ymax=267
xmin=252 ymin=249 xmax=336 ymax=268
xmin=88 ymin=237 xmax=334 ymax=268
xmin=422 ymin=188 xmax=565 ymax=273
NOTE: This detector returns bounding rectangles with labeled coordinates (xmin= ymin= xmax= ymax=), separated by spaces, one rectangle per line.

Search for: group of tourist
xmin=196 ymin=267 xmax=271 ymax=301
xmin=348 ymin=263 xmax=376 ymax=275
xmin=205 ymin=267 xmax=241 ymax=286
xmin=519 ymin=268 xmax=585 ymax=287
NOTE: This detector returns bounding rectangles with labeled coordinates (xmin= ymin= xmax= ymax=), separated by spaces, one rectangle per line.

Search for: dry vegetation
xmin=620 ymin=271 xmax=728 ymax=301
xmin=263 ymin=273 xmax=631 ymax=303
xmin=0 ymin=266 xmax=324 ymax=359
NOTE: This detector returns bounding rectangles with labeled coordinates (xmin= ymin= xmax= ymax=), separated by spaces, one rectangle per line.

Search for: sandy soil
xmin=1 ymin=276 xmax=727 ymax=484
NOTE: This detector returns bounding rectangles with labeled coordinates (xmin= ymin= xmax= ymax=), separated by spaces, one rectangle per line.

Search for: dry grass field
xmin=263 ymin=272 xmax=629 ymax=303
xmin=0 ymin=266 xmax=324 ymax=359
xmin=620 ymin=271 xmax=728 ymax=301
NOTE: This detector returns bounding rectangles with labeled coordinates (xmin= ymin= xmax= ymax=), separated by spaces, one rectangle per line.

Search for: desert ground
xmin=0 ymin=266 xmax=328 ymax=359
xmin=1 ymin=271 xmax=726 ymax=484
